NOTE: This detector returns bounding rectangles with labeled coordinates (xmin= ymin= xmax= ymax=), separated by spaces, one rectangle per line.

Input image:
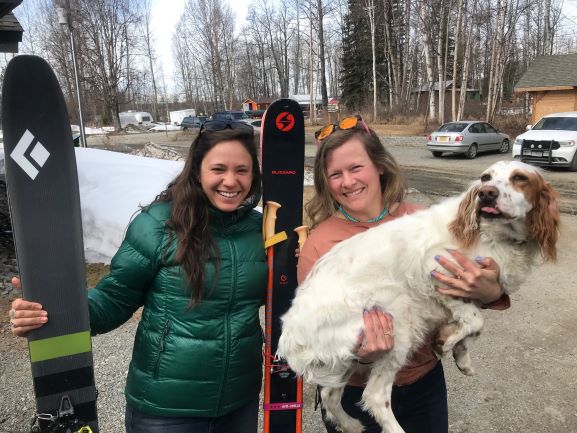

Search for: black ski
xmin=260 ymin=98 xmax=305 ymax=433
xmin=2 ymin=55 xmax=98 ymax=433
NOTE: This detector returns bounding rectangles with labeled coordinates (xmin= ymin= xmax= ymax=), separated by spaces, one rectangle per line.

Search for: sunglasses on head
xmin=200 ymin=120 xmax=254 ymax=135
xmin=314 ymin=115 xmax=369 ymax=142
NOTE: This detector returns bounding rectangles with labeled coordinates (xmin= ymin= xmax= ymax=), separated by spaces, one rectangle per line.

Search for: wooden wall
xmin=530 ymin=89 xmax=577 ymax=124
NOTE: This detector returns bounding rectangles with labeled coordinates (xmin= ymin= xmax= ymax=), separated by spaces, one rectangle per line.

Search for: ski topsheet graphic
xmin=2 ymin=55 xmax=98 ymax=433
xmin=260 ymin=98 xmax=305 ymax=433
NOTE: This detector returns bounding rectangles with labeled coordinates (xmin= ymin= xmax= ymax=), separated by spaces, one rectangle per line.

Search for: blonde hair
xmin=306 ymin=128 xmax=406 ymax=227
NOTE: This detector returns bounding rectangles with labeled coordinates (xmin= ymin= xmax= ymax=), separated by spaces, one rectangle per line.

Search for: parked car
xmin=512 ymin=111 xmax=577 ymax=171
xmin=239 ymin=118 xmax=261 ymax=134
xmin=427 ymin=121 xmax=510 ymax=159
xmin=211 ymin=111 xmax=248 ymax=121
xmin=180 ymin=115 xmax=208 ymax=130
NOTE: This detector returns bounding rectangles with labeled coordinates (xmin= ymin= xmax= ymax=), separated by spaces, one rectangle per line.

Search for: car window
xmin=532 ymin=117 xmax=577 ymax=131
xmin=468 ymin=123 xmax=481 ymax=133
xmin=437 ymin=122 xmax=468 ymax=133
xmin=483 ymin=123 xmax=497 ymax=133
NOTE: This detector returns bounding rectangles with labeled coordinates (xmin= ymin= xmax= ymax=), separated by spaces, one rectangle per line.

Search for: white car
xmin=512 ymin=112 xmax=577 ymax=171
xmin=239 ymin=118 xmax=262 ymax=135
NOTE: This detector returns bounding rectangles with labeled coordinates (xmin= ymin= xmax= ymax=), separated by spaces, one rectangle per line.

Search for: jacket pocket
xmin=153 ymin=319 xmax=170 ymax=379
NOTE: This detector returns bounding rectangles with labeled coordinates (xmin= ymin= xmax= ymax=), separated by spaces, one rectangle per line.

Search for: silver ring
xmin=9 ymin=309 xmax=16 ymax=319
xmin=383 ymin=331 xmax=392 ymax=337
xmin=456 ymin=275 xmax=462 ymax=280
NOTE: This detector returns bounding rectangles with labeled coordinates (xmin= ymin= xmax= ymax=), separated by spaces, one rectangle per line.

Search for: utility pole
xmin=56 ymin=0 xmax=87 ymax=147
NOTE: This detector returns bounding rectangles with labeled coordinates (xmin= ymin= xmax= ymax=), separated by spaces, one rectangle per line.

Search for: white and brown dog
xmin=277 ymin=161 xmax=560 ymax=433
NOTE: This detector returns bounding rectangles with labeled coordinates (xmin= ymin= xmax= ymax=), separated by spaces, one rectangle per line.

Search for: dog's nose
xmin=478 ymin=185 xmax=499 ymax=202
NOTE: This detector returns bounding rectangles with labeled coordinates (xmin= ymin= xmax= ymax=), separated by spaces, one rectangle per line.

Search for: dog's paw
xmin=453 ymin=346 xmax=475 ymax=376
xmin=456 ymin=363 xmax=475 ymax=376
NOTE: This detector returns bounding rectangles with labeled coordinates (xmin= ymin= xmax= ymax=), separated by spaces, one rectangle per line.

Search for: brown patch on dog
xmin=434 ymin=322 xmax=460 ymax=355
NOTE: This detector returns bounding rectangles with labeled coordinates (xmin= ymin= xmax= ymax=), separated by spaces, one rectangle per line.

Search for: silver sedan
xmin=426 ymin=121 xmax=510 ymax=159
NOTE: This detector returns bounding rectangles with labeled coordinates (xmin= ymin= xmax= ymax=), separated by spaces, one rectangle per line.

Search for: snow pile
xmin=76 ymin=148 xmax=183 ymax=263
xmin=71 ymin=125 xmax=115 ymax=135
xmin=149 ymin=124 xmax=181 ymax=132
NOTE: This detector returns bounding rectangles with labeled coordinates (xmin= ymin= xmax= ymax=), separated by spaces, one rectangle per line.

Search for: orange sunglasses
xmin=314 ymin=115 xmax=370 ymax=142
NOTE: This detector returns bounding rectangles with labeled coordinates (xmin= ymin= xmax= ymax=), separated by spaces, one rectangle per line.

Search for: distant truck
xmin=119 ymin=111 xmax=153 ymax=129
xmin=169 ymin=109 xmax=196 ymax=125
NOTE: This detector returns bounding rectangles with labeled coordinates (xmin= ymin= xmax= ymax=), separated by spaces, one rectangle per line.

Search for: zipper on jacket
xmin=154 ymin=319 xmax=170 ymax=379
xmin=215 ymin=235 xmax=237 ymax=415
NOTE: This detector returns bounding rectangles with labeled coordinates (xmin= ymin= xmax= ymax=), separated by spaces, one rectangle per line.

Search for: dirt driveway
xmin=88 ymin=130 xmax=577 ymax=432
xmin=0 ymin=130 xmax=575 ymax=432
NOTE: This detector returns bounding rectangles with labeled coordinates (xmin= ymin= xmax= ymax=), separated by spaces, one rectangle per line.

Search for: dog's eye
xmin=480 ymin=174 xmax=491 ymax=182
xmin=512 ymin=174 xmax=528 ymax=182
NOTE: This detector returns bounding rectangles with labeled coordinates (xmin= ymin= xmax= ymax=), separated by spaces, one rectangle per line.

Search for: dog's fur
xmin=277 ymin=161 xmax=560 ymax=433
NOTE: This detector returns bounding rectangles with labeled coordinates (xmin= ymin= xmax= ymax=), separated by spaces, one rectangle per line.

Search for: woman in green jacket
xmin=9 ymin=122 xmax=268 ymax=433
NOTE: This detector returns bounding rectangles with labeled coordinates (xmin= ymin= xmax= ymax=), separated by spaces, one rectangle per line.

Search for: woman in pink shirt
xmin=298 ymin=116 xmax=509 ymax=433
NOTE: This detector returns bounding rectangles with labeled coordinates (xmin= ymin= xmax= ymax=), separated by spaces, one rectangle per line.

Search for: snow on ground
xmin=76 ymin=148 xmax=183 ymax=263
xmin=70 ymin=125 xmax=115 ymax=135
xmin=149 ymin=123 xmax=182 ymax=132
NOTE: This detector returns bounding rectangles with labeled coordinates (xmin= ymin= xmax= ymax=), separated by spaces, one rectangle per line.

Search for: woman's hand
xmin=353 ymin=308 xmax=394 ymax=364
xmin=432 ymin=249 xmax=503 ymax=305
xmin=8 ymin=277 xmax=48 ymax=337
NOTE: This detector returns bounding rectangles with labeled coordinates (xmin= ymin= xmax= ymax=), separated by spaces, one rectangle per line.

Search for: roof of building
xmin=0 ymin=0 xmax=22 ymax=17
xmin=0 ymin=0 xmax=23 ymax=53
xmin=289 ymin=94 xmax=323 ymax=104
xmin=515 ymin=54 xmax=577 ymax=91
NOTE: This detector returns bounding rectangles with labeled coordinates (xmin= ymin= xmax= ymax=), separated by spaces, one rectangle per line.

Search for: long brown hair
xmin=154 ymin=129 xmax=261 ymax=307
xmin=306 ymin=128 xmax=406 ymax=227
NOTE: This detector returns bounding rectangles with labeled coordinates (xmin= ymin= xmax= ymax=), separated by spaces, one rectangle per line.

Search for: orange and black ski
xmin=260 ymin=99 xmax=305 ymax=433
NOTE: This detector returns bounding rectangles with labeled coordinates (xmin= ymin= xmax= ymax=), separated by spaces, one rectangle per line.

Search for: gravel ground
xmin=1 ymin=135 xmax=576 ymax=432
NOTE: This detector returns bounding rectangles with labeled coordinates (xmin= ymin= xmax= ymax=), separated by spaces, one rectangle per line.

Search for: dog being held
xmin=277 ymin=160 xmax=560 ymax=433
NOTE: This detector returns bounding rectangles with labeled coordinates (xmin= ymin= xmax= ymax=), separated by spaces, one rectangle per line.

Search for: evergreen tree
xmin=340 ymin=0 xmax=388 ymax=112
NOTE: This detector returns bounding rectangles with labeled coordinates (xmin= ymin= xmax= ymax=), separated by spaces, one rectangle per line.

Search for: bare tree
xmin=365 ymin=0 xmax=377 ymax=120
xmin=417 ymin=0 xmax=437 ymax=120
xmin=316 ymin=0 xmax=328 ymax=106
xmin=457 ymin=0 xmax=477 ymax=120
xmin=451 ymin=0 xmax=466 ymax=121
xmin=74 ymin=0 xmax=141 ymax=129
xmin=140 ymin=0 xmax=159 ymax=121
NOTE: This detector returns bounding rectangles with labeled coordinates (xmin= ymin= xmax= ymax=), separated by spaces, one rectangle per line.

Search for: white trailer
xmin=119 ymin=111 xmax=153 ymax=129
xmin=169 ymin=109 xmax=196 ymax=125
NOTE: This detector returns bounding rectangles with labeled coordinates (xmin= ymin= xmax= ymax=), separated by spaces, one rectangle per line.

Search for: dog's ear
xmin=528 ymin=180 xmax=560 ymax=262
xmin=449 ymin=184 xmax=480 ymax=248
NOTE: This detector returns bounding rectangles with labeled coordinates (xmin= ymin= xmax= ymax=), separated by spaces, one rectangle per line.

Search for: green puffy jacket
xmin=87 ymin=201 xmax=267 ymax=417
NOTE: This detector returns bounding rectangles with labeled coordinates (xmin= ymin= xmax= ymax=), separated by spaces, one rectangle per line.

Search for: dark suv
xmin=180 ymin=115 xmax=207 ymax=130
xmin=211 ymin=111 xmax=247 ymax=121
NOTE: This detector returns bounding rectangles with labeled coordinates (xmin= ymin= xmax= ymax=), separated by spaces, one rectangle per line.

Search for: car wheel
xmin=432 ymin=151 xmax=443 ymax=158
xmin=569 ymin=153 xmax=577 ymax=172
xmin=466 ymin=144 xmax=478 ymax=159
xmin=499 ymin=139 xmax=510 ymax=154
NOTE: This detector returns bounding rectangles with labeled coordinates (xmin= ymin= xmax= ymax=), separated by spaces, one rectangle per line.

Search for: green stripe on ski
xmin=29 ymin=331 xmax=92 ymax=362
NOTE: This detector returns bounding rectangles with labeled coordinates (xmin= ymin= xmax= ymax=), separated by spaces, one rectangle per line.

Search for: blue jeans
xmin=321 ymin=361 xmax=448 ymax=433
xmin=125 ymin=398 xmax=259 ymax=433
